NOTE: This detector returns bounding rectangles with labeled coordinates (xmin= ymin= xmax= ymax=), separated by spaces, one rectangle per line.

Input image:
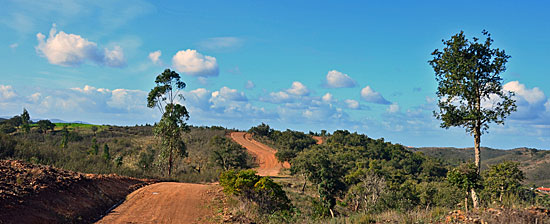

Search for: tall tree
xmin=429 ymin=30 xmax=516 ymax=208
xmin=21 ymin=108 xmax=30 ymax=133
xmin=147 ymin=69 xmax=190 ymax=176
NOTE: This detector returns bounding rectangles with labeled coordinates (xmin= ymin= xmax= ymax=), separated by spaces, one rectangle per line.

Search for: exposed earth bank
xmin=0 ymin=160 xmax=153 ymax=224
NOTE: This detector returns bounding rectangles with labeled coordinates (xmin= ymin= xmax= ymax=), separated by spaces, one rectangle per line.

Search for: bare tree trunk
xmin=472 ymin=124 xmax=481 ymax=209
xmin=301 ymin=175 xmax=307 ymax=192
xmin=471 ymin=188 xmax=479 ymax=209
xmin=329 ymin=208 xmax=335 ymax=218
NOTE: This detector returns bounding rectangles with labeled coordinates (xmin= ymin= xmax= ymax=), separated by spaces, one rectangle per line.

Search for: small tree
xmin=447 ymin=163 xmax=481 ymax=211
xmin=484 ymin=161 xmax=524 ymax=202
xmin=209 ymin=136 xmax=251 ymax=171
xmin=147 ymin=69 xmax=190 ymax=176
xmin=103 ymin=144 xmax=110 ymax=161
xmin=429 ymin=30 xmax=516 ymax=208
xmin=21 ymin=108 xmax=30 ymax=133
xmin=37 ymin=120 xmax=55 ymax=134
xmin=90 ymin=137 xmax=99 ymax=155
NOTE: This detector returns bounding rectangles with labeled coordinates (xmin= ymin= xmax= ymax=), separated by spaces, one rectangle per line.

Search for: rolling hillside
xmin=413 ymin=147 xmax=550 ymax=186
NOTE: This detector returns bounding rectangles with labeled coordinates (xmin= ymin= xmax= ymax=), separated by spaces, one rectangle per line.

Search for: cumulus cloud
xmin=287 ymin=81 xmax=309 ymax=96
xmin=322 ymin=93 xmax=334 ymax=103
xmin=501 ymin=81 xmax=548 ymax=121
xmin=387 ymin=103 xmax=400 ymax=113
xmin=324 ymin=70 xmax=357 ymax=88
xmin=36 ymin=24 xmax=126 ymax=67
xmin=172 ymin=49 xmax=219 ymax=77
xmin=148 ymin=50 xmax=162 ymax=65
xmin=245 ymin=80 xmax=255 ymax=89
xmin=197 ymin=37 xmax=243 ymax=51
xmin=360 ymin=85 xmax=391 ymax=104
xmin=344 ymin=99 xmax=359 ymax=109
xmin=0 ymin=85 xmax=17 ymax=100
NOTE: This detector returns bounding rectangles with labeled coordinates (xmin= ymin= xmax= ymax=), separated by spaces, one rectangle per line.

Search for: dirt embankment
xmin=0 ymin=160 xmax=153 ymax=224
xmin=97 ymin=182 xmax=222 ymax=224
xmin=230 ymin=132 xmax=289 ymax=176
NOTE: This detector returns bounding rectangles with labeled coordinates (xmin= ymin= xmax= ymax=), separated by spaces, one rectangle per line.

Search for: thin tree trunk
xmin=471 ymin=188 xmax=479 ymax=209
xmin=472 ymin=122 xmax=481 ymax=209
xmin=168 ymin=148 xmax=173 ymax=177
xmin=465 ymin=197 xmax=468 ymax=212
xmin=329 ymin=208 xmax=335 ymax=218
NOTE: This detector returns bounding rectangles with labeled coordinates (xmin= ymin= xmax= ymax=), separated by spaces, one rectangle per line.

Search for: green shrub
xmin=220 ymin=169 xmax=292 ymax=214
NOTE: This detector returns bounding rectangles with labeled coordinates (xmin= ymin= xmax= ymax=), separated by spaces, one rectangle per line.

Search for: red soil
xmin=230 ymin=132 xmax=290 ymax=176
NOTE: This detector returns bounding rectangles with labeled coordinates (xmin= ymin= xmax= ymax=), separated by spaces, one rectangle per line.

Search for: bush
xmin=0 ymin=133 xmax=17 ymax=158
xmin=220 ymin=169 xmax=292 ymax=214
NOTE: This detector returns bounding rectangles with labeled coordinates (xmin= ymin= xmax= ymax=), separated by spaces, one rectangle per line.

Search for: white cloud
xmin=9 ymin=43 xmax=19 ymax=49
xmin=172 ymin=49 xmax=219 ymax=77
xmin=504 ymin=81 xmax=546 ymax=104
xmin=148 ymin=50 xmax=162 ymax=64
xmin=325 ymin=70 xmax=356 ymax=88
xmin=322 ymin=93 xmax=334 ymax=103
xmin=545 ymin=100 xmax=550 ymax=112
xmin=0 ymin=85 xmax=17 ymax=100
xmin=387 ymin=103 xmax=400 ymax=113
xmin=266 ymin=91 xmax=293 ymax=104
xmin=344 ymin=99 xmax=359 ymax=109
xmin=198 ymin=37 xmax=243 ymax=51
xmin=287 ymin=81 xmax=309 ymax=96
xmin=245 ymin=80 xmax=255 ymax=89
xmin=36 ymin=24 xmax=126 ymax=67
xmin=360 ymin=85 xmax=391 ymax=104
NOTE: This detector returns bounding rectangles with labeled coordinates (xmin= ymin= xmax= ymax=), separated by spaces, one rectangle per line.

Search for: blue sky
xmin=1 ymin=0 xmax=549 ymax=149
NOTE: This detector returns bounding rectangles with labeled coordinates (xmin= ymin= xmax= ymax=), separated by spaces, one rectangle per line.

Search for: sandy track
xmin=312 ymin=136 xmax=324 ymax=144
xmin=230 ymin=132 xmax=289 ymax=176
xmin=97 ymin=182 xmax=218 ymax=224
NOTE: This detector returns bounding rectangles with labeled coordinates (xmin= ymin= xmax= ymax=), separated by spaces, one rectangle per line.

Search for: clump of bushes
xmin=219 ymin=169 xmax=291 ymax=214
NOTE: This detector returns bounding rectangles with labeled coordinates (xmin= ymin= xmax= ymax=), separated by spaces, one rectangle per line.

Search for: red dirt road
xmin=230 ymin=132 xmax=290 ymax=176
xmin=97 ymin=182 xmax=219 ymax=224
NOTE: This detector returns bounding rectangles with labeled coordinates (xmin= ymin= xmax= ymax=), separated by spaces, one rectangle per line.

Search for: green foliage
xmin=37 ymin=120 xmax=55 ymax=134
xmin=21 ymin=108 xmax=30 ymax=133
xmin=0 ymin=124 xmax=16 ymax=134
xmin=147 ymin=68 xmax=190 ymax=176
xmin=220 ymin=169 xmax=291 ymax=214
xmin=292 ymin=145 xmax=346 ymax=216
xmin=483 ymin=161 xmax=524 ymax=202
xmin=447 ymin=162 xmax=481 ymax=193
xmin=0 ymin=133 xmax=17 ymax=158
xmin=102 ymin=144 xmax=110 ymax=161
xmin=89 ymin=137 xmax=99 ymax=155
xmin=209 ymin=136 xmax=252 ymax=171
xmin=429 ymin=30 xmax=516 ymax=134
xmin=114 ymin=155 xmax=123 ymax=167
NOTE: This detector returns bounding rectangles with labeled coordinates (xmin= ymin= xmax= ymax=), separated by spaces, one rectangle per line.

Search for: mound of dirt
xmin=0 ymin=160 xmax=154 ymax=224
xmin=445 ymin=207 xmax=550 ymax=223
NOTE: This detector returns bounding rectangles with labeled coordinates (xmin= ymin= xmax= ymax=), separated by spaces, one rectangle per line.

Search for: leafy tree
xmin=483 ymin=161 xmax=524 ymax=202
xmin=115 ymin=156 xmax=123 ymax=167
xmin=249 ymin=123 xmax=272 ymax=137
xmin=209 ymin=136 xmax=251 ymax=171
xmin=344 ymin=170 xmax=386 ymax=212
xmin=21 ymin=108 xmax=30 ymax=133
xmin=0 ymin=124 xmax=16 ymax=134
xmin=147 ymin=69 xmax=190 ymax=176
xmin=291 ymin=146 xmax=345 ymax=217
xmin=103 ymin=144 xmax=110 ymax=161
xmin=6 ymin=115 xmax=22 ymax=127
xmin=429 ymin=30 xmax=516 ymax=207
xmin=37 ymin=120 xmax=55 ymax=134
xmin=447 ymin=163 xmax=482 ymax=211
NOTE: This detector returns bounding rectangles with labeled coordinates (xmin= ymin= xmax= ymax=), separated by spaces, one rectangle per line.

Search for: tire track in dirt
xmin=230 ymin=132 xmax=289 ymax=177
xmin=96 ymin=182 xmax=219 ymax=224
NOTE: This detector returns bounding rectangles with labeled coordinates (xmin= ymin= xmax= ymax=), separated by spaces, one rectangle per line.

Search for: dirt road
xmin=97 ymin=182 xmax=219 ymax=224
xmin=230 ymin=132 xmax=289 ymax=176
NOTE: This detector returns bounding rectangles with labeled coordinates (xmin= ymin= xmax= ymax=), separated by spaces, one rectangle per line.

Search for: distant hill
xmin=413 ymin=147 xmax=550 ymax=186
